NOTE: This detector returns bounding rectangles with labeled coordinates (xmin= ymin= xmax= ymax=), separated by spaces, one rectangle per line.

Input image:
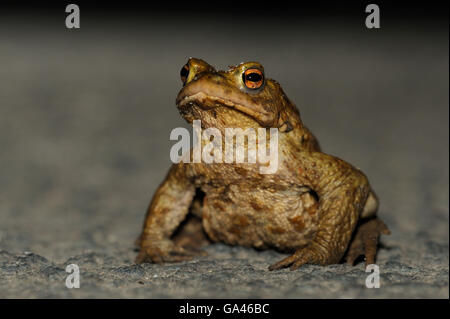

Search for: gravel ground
xmin=0 ymin=13 xmax=448 ymax=298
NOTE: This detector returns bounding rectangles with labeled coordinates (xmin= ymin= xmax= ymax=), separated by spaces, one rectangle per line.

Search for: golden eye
xmin=243 ymin=68 xmax=264 ymax=89
xmin=180 ymin=64 xmax=189 ymax=84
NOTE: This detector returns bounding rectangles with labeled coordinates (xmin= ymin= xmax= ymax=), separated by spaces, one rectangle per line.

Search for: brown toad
xmin=135 ymin=58 xmax=390 ymax=270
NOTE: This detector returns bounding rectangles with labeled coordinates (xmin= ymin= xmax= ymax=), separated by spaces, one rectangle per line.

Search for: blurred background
xmin=0 ymin=1 xmax=448 ymax=298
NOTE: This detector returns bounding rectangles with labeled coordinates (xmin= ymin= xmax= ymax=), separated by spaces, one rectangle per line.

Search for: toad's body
xmin=192 ymin=143 xmax=320 ymax=252
xmin=136 ymin=58 xmax=389 ymax=270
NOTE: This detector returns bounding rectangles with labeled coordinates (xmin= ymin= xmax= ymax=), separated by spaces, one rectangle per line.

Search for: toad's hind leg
xmin=345 ymin=190 xmax=390 ymax=265
xmin=172 ymin=192 xmax=210 ymax=252
xmin=361 ymin=191 xmax=379 ymax=218
xmin=345 ymin=216 xmax=390 ymax=266
xmin=172 ymin=213 xmax=211 ymax=251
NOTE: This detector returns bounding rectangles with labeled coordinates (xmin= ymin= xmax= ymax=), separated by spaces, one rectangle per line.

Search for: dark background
xmin=0 ymin=1 xmax=448 ymax=298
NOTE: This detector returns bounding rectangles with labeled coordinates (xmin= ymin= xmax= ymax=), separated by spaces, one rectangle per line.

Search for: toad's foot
xmin=345 ymin=217 xmax=390 ymax=266
xmin=172 ymin=215 xmax=210 ymax=251
xmin=268 ymin=246 xmax=325 ymax=271
xmin=135 ymin=239 xmax=206 ymax=264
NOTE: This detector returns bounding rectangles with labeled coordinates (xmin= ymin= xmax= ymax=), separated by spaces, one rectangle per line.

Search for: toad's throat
xmin=177 ymin=91 xmax=276 ymax=127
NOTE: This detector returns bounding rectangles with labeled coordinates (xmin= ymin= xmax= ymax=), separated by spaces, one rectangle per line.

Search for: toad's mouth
xmin=176 ymin=83 xmax=276 ymax=127
xmin=177 ymin=92 xmax=273 ymax=122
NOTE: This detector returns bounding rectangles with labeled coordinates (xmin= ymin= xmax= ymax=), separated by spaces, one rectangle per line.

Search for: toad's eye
xmin=243 ymin=68 xmax=264 ymax=89
xmin=180 ymin=64 xmax=189 ymax=84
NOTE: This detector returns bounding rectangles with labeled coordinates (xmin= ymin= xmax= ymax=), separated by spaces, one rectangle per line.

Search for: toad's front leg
xmin=135 ymin=163 xmax=198 ymax=264
xmin=269 ymin=152 xmax=371 ymax=270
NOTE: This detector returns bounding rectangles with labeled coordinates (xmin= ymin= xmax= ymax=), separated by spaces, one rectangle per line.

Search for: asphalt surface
xmin=0 ymin=13 xmax=448 ymax=298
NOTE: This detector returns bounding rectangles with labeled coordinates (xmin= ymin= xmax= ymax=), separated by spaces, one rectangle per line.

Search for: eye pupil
xmin=246 ymin=73 xmax=262 ymax=82
xmin=180 ymin=65 xmax=189 ymax=83
xmin=180 ymin=67 xmax=188 ymax=78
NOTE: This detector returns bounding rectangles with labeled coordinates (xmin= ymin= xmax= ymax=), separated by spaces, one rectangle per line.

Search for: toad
xmin=135 ymin=58 xmax=390 ymax=270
